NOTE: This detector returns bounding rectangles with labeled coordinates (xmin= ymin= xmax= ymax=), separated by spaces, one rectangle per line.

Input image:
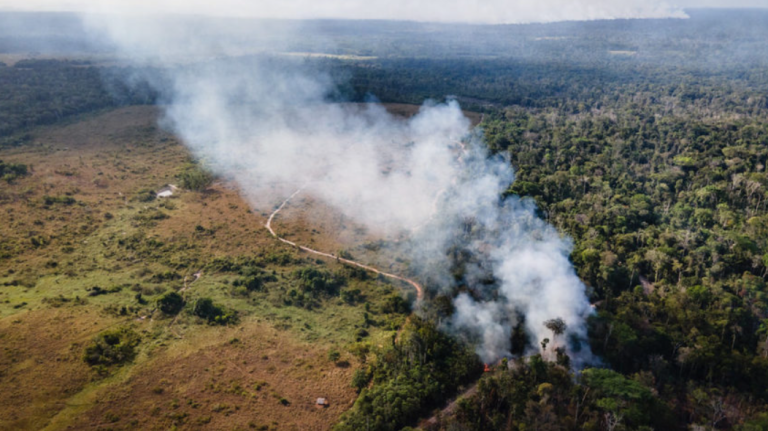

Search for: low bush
xmin=0 ymin=160 xmax=28 ymax=183
xmin=192 ymin=297 xmax=237 ymax=325
xmin=178 ymin=163 xmax=214 ymax=191
xmin=42 ymin=195 xmax=76 ymax=206
xmin=135 ymin=188 xmax=156 ymax=202
xmin=83 ymin=327 xmax=141 ymax=367
xmin=158 ymin=291 xmax=184 ymax=315
xmin=232 ymin=270 xmax=276 ymax=292
xmin=293 ymin=267 xmax=345 ymax=296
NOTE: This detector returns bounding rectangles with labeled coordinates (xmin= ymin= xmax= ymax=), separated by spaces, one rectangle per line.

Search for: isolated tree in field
xmin=158 ymin=291 xmax=184 ymax=315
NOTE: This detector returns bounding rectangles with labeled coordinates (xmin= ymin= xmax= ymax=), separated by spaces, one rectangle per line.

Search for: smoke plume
xmin=82 ymin=11 xmax=595 ymax=366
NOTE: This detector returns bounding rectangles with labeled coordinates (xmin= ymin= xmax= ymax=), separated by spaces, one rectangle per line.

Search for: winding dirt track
xmin=265 ymin=188 xmax=424 ymax=300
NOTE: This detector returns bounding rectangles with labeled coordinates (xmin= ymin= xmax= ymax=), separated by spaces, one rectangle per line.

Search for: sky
xmin=0 ymin=0 xmax=765 ymax=24
xmin=676 ymin=0 xmax=767 ymax=5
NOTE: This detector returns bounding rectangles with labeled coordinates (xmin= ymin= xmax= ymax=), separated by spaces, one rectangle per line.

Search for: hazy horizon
xmin=2 ymin=0 xmax=758 ymax=24
xmin=0 ymin=1 xmax=766 ymax=26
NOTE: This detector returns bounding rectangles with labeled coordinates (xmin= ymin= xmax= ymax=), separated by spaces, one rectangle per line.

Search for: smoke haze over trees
xmin=66 ymin=9 xmax=596 ymax=366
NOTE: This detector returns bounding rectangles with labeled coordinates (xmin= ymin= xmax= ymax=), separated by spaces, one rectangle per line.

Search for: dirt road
xmin=265 ymin=188 xmax=424 ymax=300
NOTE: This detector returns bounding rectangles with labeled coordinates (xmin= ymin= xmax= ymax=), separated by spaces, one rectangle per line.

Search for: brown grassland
xmin=0 ymin=104 xmax=432 ymax=430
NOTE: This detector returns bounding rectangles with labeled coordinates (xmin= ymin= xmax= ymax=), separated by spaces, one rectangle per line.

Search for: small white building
xmin=156 ymin=184 xmax=178 ymax=198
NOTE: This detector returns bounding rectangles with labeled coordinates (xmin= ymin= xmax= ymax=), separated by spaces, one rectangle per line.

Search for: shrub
xmin=341 ymin=288 xmax=362 ymax=304
xmin=192 ymin=297 xmax=237 ymax=325
xmin=178 ymin=163 xmax=214 ymax=191
xmin=0 ymin=160 xmax=28 ymax=183
xmin=133 ymin=208 xmax=169 ymax=226
xmin=351 ymin=369 xmax=370 ymax=392
xmin=158 ymin=291 xmax=184 ymax=315
xmin=382 ymin=294 xmax=410 ymax=314
xmin=83 ymin=327 xmax=141 ymax=366
xmin=293 ymin=267 xmax=345 ymax=296
xmin=232 ymin=271 xmax=276 ymax=292
xmin=135 ymin=188 xmax=156 ymax=202
xmin=104 ymin=411 xmax=120 ymax=423
xmin=42 ymin=195 xmax=76 ymax=206
xmin=149 ymin=271 xmax=179 ymax=283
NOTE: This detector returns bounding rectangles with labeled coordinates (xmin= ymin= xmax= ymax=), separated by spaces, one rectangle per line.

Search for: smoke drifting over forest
xmin=80 ymin=11 xmax=595 ymax=365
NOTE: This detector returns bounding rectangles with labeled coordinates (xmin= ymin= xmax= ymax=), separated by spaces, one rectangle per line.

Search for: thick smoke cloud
xmin=4 ymin=0 xmax=691 ymax=24
xmin=82 ymin=12 xmax=594 ymax=365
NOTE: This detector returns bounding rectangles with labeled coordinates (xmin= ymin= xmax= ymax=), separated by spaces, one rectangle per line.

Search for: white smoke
xmin=406 ymin=144 xmax=594 ymax=364
xmin=81 ymin=11 xmax=595 ymax=366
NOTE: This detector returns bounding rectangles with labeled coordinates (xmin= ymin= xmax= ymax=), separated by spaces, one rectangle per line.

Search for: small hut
xmin=156 ymin=184 xmax=178 ymax=198
xmin=315 ymin=398 xmax=329 ymax=408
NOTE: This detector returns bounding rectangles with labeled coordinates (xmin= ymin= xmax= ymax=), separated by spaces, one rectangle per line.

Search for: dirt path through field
xmin=266 ymin=188 xmax=424 ymax=301
xmin=265 ymin=140 xmax=471 ymax=301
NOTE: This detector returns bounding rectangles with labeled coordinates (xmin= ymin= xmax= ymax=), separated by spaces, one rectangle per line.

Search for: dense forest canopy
xmin=2 ymin=9 xmax=768 ymax=430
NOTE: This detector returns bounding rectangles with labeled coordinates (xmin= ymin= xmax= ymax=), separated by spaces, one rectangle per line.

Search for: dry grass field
xmin=0 ymin=104 xmax=440 ymax=430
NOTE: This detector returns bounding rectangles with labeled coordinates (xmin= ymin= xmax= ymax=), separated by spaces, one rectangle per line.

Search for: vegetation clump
xmin=132 ymin=207 xmax=169 ymax=226
xmin=0 ymin=160 xmax=28 ymax=182
xmin=157 ymin=291 xmax=184 ymax=315
xmin=42 ymin=195 xmax=76 ymax=206
xmin=87 ymin=285 xmax=122 ymax=297
xmin=192 ymin=297 xmax=238 ymax=325
xmin=134 ymin=188 xmax=157 ymax=202
xmin=178 ymin=163 xmax=214 ymax=191
xmin=436 ymin=357 xmax=671 ymax=431
xmin=283 ymin=266 xmax=347 ymax=308
xmin=232 ymin=266 xmax=276 ymax=293
xmin=294 ymin=267 xmax=345 ymax=296
xmin=83 ymin=327 xmax=141 ymax=367
xmin=334 ymin=317 xmax=479 ymax=431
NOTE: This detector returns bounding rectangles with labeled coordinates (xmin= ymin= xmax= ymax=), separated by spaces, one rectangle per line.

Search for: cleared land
xmin=0 ymin=105 xmax=431 ymax=430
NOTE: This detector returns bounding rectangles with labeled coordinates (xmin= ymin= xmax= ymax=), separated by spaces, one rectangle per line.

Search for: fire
xmin=483 ymin=363 xmax=491 ymax=372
